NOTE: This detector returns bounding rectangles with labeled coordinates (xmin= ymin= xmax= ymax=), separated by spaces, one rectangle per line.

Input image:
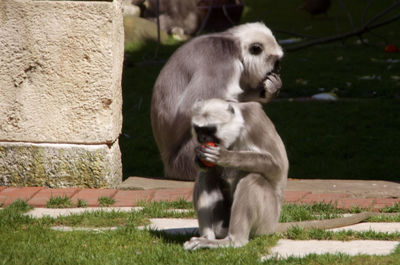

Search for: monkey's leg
xmin=185 ymin=174 xmax=279 ymax=250
xmin=192 ymin=171 xmax=230 ymax=240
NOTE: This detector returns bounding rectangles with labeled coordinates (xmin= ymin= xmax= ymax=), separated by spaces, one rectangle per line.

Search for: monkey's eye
xmin=249 ymin=43 xmax=263 ymax=55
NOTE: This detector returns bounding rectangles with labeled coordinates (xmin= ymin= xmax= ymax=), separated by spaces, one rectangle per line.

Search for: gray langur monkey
xmin=151 ymin=22 xmax=283 ymax=181
xmin=184 ymin=98 xmax=288 ymax=249
xmin=132 ymin=0 xmax=200 ymax=37
xmin=184 ymin=99 xmax=399 ymax=250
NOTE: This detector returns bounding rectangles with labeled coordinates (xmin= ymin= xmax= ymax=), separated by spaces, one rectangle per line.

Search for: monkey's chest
xmin=220 ymin=168 xmax=246 ymax=194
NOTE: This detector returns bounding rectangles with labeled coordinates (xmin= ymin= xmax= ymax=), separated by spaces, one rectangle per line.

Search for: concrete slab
xmin=0 ymin=142 xmax=122 ymax=188
xmin=262 ymin=240 xmax=400 ymax=260
xmin=286 ymin=179 xmax=400 ymax=199
xmin=153 ymin=188 xmax=193 ymax=202
xmin=119 ymin=176 xmax=194 ymax=190
xmin=25 ymin=207 xmax=142 ymax=218
xmin=51 ymin=226 xmax=119 ymax=232
xmin=329 ymin=222 xmax=400 ymax=233
xmin=120 ymin=178 xmax=400 ymax=199
xmin=112 ymin=189 xmax=156 ymax=206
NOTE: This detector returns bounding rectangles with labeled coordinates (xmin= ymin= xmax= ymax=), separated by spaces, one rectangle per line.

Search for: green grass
xmin=51 ymin=210 xmax=145 ymax=228
xmin=76 ymin=198 xmax=88 ymax=208
xmin=280 ymin=202 xmax=345 ymax=222
xmin=382 ymin=202 xmax=400 ymax=213
xmin=0 ymin=200 xmax=399 ymax=264
xmin=137 ymin=200 xmax=196 ymax=219
xmin=98 ymin=196 xmax=116 ymax=207
xmin=46 ymin=196 xmax=75 ymax=208
xmin=46 ymin=196 xmax=88 ymax=208
xmin=266 ymin=100 xmax=400 ymax=180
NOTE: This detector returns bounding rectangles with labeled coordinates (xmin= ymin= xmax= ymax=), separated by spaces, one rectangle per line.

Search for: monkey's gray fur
xmin=184 ymin=98 xmax=288 ymax=249
xmin=151 ymin=22 xmax=283 ymax=180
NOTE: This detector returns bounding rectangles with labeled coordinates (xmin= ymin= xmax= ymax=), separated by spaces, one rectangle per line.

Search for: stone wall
xmin=0 ymin=0 xmax=124 ymax=188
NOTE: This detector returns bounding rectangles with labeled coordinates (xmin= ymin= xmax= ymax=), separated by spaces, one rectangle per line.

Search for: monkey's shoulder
xmin=176 ymin=33 xmax=241 ymax=61
xmin=239 ymin=101 xmax=277 ymax=134
xmin=238 ymin=102 xmax=266 ymax=118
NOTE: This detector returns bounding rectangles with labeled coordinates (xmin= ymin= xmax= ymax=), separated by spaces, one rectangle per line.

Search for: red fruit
xmin=200 ymin=142 xmax=216 ymax=167
xmin=384 ymin=44 xmax=398 ymax=53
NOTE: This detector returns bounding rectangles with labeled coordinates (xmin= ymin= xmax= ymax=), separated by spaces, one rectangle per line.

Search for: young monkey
xmin=185 ymin=98 xmax=288 ymax=250
xmin=185 ymin=98 xmax=398 ymax=250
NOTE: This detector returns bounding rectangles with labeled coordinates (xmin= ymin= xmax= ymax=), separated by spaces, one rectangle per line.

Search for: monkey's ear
xmin=227 ymin=104 xmax=235 ymax=114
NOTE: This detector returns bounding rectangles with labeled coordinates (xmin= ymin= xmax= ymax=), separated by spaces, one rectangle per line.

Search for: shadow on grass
xmin=120 ymin=40 xmax=183 ymax=180
xmin=148 ymin=229 xmax=196 ymax=245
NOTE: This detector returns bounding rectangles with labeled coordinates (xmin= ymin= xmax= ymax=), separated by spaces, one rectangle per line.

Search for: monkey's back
xmin=151 ymin=33 xmax=242 ymax=164
xmin=151 ymin=33 xmax=241 ymax=120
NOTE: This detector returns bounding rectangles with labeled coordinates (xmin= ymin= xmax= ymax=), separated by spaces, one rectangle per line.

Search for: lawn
xmin=0 ymin=200 xmax=399 ymax=264
xmin=120 ymin=0 xmax=399 ymax=181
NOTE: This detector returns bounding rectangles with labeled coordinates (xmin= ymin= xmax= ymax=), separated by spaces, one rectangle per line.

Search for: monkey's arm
xmin=196 ymin=145 xmax=282 ymax=179
xmin=239 ymin=73 xmax=282 ymax=103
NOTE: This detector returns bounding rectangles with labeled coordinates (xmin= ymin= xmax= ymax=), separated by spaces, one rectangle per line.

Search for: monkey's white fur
xmin=191 ymin=99 xmax=244 ymax=149
xmin=229 ymin=23 xmax=283 ymax=88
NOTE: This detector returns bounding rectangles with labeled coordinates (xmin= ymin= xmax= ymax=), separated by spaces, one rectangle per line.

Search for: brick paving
xmin=27 ymin=188 xmax=80 ymax=207
xmin=70 ymin=189 xmax=118 ymax=207
xmin=0 ymin=187 xmax=43 ymax=206
xmin=0 ymin=185 xmax=399 ymax=209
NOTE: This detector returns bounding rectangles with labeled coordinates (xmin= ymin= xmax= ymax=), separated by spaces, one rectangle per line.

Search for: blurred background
xmin=120 ymin=0 xmax=400 ymax=181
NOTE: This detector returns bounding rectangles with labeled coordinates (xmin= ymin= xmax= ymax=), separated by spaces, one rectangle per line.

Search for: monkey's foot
xmin=184 ymin=237 xmax=225 ymax=250
xmin=184 ymin=236 xmax=246 ymax=250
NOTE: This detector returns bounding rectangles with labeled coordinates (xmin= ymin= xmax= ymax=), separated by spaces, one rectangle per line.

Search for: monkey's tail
xmin=275 ymin=212 xmax=381 ymax=233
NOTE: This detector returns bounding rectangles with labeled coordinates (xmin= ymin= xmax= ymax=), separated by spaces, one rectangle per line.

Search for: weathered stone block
xmin=0 ymin=0 xmax=124 ymax=144
xmin=0 ymin=141 xmax=122 ymax=188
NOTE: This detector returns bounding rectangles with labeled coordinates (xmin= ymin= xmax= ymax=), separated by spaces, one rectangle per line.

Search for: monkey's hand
xmin=195 ymin=144 xmax=230 ymax=168
xmin=194 ymin=155 xmax=210 ymax=171
xmin=239 ymin=73 xmax=282 ymax=103
xmin=259 ymin=73 xmax=282 ymax=102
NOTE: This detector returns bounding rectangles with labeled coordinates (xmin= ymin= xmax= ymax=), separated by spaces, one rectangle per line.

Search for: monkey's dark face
xmin=191 ymin=98 xmax=244 ymax=148
xmin=194 ymin=125 xmax=220 ymax=144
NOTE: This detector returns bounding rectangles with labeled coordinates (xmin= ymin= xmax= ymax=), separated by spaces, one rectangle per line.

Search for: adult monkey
xmin=185 ymin=98 xmax=398 ymax=250
xmin=151 ymin=22 xmax=283 ymax=180
xmin=132 ymin=0 xmax=200 ymax=37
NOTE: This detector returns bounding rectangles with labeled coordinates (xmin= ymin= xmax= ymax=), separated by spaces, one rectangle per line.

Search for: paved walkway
xmin=1 ymin=177 xmax=399 ymax=209
xmin=1 ymin=177 xmax=399 ymax=260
